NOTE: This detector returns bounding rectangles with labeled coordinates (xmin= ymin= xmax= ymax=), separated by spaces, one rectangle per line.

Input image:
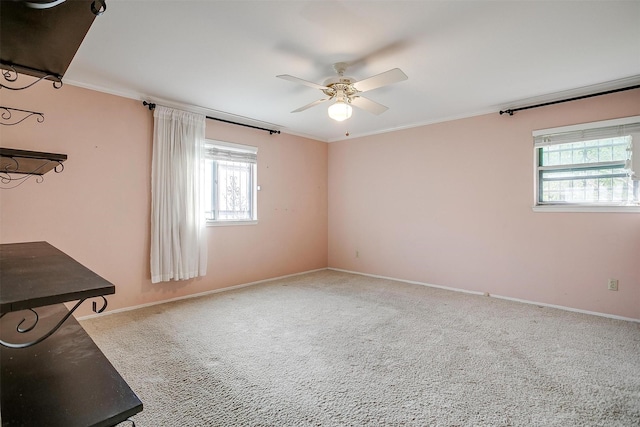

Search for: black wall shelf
xmin=0 ymin=148 xmax=67 ymax=176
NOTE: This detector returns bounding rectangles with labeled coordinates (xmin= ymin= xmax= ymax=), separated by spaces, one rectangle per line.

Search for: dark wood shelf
xmin=1 ymin=304 xmax=143 ymax=427
xmin=0 ymin=148 xmax=67 ymax=177
xmin=0 ymin=1 xmax=97 ymax=80
xmin=0 ymin=242 xmax=114 ymax=315
xmin=0 ymin=242 xmax=143 ymax=426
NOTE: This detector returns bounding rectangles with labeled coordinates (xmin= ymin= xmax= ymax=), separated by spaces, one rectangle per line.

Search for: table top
xmin=1 ymin=304 xmax=143 ymax=427
xmin=0 ymin=242 xmax=115 ymax=314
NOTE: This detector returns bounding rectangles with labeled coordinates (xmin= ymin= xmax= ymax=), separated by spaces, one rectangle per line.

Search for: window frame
xmin=532 ymin=116 xmax=640 ymax=213
xmin=204 ymin=139 xmax=258 ymax=226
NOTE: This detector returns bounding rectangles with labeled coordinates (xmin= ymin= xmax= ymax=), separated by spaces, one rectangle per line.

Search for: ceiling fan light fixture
xmin=328 ymin=100 xmax=352 ymax=122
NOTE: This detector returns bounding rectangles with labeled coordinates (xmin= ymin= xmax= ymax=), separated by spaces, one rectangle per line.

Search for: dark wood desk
xmin=0 ymin=242 xmax=142 ymax=426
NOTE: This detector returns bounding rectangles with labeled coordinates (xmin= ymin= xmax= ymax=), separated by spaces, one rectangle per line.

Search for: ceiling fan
xmin=277 ymin=62 xmax=408 ymax=121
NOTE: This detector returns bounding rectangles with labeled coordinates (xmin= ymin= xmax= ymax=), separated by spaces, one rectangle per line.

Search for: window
xmin=533 ymin=116 xmax=640 ymax=212
xmin=204 ymin=140 xmax=257 ymax=224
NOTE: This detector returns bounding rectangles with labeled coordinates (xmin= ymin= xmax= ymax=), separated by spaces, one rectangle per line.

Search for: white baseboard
xmin=328 ymin=268 xmax=640 ymax=323
xmin=77 ymin=268 xmax=327 ymax=320
xmin=329 ymin=267 xmax=486 ymax=296
xmin=487 ymin=294 xmax=639 ymax=323
xmin=79 ymin=267 xmax=639 ymax=324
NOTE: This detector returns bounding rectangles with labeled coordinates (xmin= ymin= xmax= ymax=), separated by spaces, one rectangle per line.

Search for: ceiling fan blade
xmin=291 ymin=98 xmax=330 ymax=113
xmin=352 ymin=68 xmax=408 ymax=93
xmin=350 ymin=96 xmax=388 ymax=115
xmin=277 ymin=74 xmax=329 ymax=91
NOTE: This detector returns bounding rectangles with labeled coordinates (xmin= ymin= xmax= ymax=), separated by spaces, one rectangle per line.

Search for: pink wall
xmin=2 ymin=82 xmax=638 ymax=320
xmin=328 ymin=89 xmax=640 ymax=320
xmin=0 ymin=83 xmax=328 ymax=316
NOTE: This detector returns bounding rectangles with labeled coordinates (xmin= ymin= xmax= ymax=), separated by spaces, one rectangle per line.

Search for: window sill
xmin=206 ymin=220 xmax=258 ymax=227
xmin=533 ymin=205 xmax=640 ymax=213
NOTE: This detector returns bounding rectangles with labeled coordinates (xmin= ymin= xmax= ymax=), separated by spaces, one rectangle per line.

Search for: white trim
xmin=78 ymin=267 xmax=640 ymax=323
xmin=506 ymin=75 xmax=640 ymax=117
xmin=533 ymin=141 xmax=541 ymax=208
xmin=326 ymin=107 xmax=498 ymax=143
xmin=329 ymin=76 xmax=640 ymax=143
xmin=328 ymin=268 xmax=485 ymax=296
xmin=533 ymin=205 xmax=640 ymax=213
xmin=539 ymin=160 xmax=625 ymax=171
xmin=533 ymin=115 xmax=640 ymax=137
xmin=489 ymin=294 xmax=639 ymax=323
xmin=206 ymin=220 xmax=258 ymax=227
xmin=328 ymin=268 xmax=639 ymax=323
xmin=64 ymin=79 xmax=286 ymax=135
xmin=76 ymin=268 xmax=327 ymax=320
xmin=65 ymin=76 xmax=640 ymax=145
xmin=145 ymin=96 xmax=283 ymax=132
xmin=205 ymin=139 xmax=257 ymax=154
xmin=64 ymin=78 xmax=144 ymax=102
xmin=64 ymin=78 xmax=499 ymax=144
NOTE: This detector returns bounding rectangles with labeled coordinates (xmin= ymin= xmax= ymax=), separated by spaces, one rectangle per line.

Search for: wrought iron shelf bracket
xmin=0 ymin=106 xmax=44 ymax=126
xmin=0 ymin=148 xmax=67 ymax=189
xmin=0 ymin=296 xmax=107 ymax=349
xmin=1 ymin=63 xmax=63 ymax=91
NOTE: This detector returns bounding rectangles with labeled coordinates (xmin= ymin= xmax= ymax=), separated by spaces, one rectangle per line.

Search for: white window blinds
xmin=205 ymin=141 xmax=257 ymax=164
xmin=534 ymin=116 xmax=640 ymax=181
xmin=533 ymin=116 xmax=640 ymax=146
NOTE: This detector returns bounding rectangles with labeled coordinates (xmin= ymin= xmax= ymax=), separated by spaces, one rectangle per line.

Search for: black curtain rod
xmin=142 ymin=101 xmax=280 ymax=135
xmin=499 ymin=84 xmax=640 ymax=116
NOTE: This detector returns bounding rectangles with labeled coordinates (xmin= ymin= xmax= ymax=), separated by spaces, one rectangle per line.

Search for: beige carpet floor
xmin=81 ymin=270 xmax=640 ymax=426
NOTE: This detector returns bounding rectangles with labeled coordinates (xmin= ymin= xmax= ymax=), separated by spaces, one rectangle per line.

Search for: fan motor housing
xmin=322 ymin=77 xmax=358 ymax=98
xmin=323 ymin=76 xmax=355 ymax=86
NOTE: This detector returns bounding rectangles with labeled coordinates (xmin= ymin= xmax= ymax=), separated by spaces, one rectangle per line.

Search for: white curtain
xmin=150 ymin=106 xmax=207 ymax=283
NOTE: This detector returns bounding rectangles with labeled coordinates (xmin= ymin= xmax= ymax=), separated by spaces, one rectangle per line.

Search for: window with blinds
xmin=204 ymin=140 xmax=257 ymax=223
xmin=533 ymin=116 xmax=639 ymax=209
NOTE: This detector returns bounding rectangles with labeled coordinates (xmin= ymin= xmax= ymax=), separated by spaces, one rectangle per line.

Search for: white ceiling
xmin=65 ymin=1 xmax=640 ymax=142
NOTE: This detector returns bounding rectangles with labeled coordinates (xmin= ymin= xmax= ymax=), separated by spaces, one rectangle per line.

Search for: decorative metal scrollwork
xmin=16 ymin=309 xmax=39 ymax=333
xmin=0 ymin=157 xmax=64 ymax=189
xmin=0 ymin=296 xmax=109 ymax=349
xmin=0 ymin=172 xmax=44 ymax=189
xmin=93 ymin=296 xmax=108 ymax=314
xmin=1 ymin=64 xmax=63 ymax=90
xmin=0 ymin=106 xmax=45 ymax=126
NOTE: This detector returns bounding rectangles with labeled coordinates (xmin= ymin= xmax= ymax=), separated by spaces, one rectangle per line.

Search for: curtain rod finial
xmin=142 ymin=101 xmax=156 ymax=110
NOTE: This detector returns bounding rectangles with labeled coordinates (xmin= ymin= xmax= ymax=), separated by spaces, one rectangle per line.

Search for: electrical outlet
xmin=608 ymin=279 xmax=619 ymax=291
